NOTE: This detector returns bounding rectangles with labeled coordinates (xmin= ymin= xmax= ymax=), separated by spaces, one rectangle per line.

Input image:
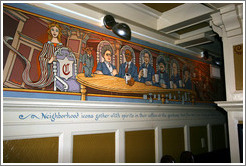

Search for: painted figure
xmin=118 ymin=49 xmax=138 ymax=85
xmin=154 ymin=59 xmax=170 ymax=89
xmin=95 ymin=45 xmax=118 ymax=76
xmin=79 ymin=47 xmax=94 ymax=77
xmin=43 ymin=22 xmax=63 ymax=80
xmin=170 ymin=60 xmax=181 ymax=89
xmin=182 ymin=67 xmax=192 ymax=89
xmin=3 ymin=22 xmax=63 ymax=88
xmin=138 ymin=51 xmax=155 ymax=86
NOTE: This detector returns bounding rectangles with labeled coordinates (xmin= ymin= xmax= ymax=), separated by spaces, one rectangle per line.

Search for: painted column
xmin=114 ymin=41 xmax=122 ymax=72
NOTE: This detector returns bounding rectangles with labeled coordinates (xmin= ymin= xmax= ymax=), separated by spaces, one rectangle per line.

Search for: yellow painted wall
xmin=125 ymin=130 xmax=155 ymax=163
xmin=73 ymin=132 xmax=115 ymax=163
xmin=3 ymin=137 xmax=58 ymax=163
xmin=162 ymin=127 xmax=185 ymax=162
xmin=3 ymin=126 xmax=227 ymax=163
xmin=190 ymin=126 xmax=208 ymax=155
xmin=211 ymin=125 xmax=226 ymax=151
xmin=233 ymin=44 xmax=243 ymax=90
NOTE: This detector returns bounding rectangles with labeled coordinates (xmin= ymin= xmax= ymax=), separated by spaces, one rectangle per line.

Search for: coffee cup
xmin=124 ymin=73 xmax=131 ymax=84
xmin=179 ymin=80 xmax=182 ymax=88
xmin=154 ymin=74 xmax=159 ymax=83
xmin=170 ymin=81 xmax=173 ymax=89
xmin=143 ymin=68 xmax=148 ymax=78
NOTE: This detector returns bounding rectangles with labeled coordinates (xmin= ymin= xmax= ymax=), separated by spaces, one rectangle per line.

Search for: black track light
xmin=103 ymin=15 xmax=131 ymax=40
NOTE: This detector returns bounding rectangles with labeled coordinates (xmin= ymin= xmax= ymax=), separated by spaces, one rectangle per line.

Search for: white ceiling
xmin=30 ymin=2 xmax=242 ymax=61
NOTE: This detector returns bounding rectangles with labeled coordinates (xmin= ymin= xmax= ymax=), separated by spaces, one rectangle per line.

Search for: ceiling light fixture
xmin=201 ymin=51 xmax=209 ymax=60
xmin=103 ymin=15 xmax=131 ymax=40
xmin=42 ymin=3 xmax=201 ymax=56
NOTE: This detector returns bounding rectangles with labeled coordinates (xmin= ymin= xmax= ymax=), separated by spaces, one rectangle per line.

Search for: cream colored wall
xmin=211 ymin=4 xmax=243 ymax=163
xmin=210 ymin=4 xmax=243 ymax=102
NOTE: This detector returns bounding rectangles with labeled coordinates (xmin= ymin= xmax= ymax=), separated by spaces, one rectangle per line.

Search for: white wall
xmin=3 ymin=97 xmax=227 ymax=163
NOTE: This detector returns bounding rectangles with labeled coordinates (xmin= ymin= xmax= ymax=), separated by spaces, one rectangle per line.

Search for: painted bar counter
xmin=3 ymin=97 xmax=228 ymax=163
xmin=76 ymin=73 xmax=196 ymax=103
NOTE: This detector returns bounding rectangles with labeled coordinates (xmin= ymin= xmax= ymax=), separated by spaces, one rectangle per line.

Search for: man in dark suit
xmin=138 ymin=52 xmax=155 ymax=86
xmin=154 ymin=59 xmax=170 ymax=89
xmin=80 ymin=47 xmax=94 ymax=77
xmin=118 ymin=49 xmax=138 ymax=85
xmin=94 ymin=45 xmax=118 ymax=76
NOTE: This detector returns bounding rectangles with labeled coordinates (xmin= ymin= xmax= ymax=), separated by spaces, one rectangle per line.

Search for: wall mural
xmin=3 ymin=5 xmax=226 ymax=103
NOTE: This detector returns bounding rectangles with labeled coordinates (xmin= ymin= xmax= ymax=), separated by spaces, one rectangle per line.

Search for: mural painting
xmin=3 ymin=5 xmax=226 ymax=103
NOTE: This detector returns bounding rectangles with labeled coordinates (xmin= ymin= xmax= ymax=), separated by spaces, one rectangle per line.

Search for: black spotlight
xmin=103 ymin=15 xmax=116 ymax=29
xmin=103 ymin=15 xmax=131 ymax=40
xmin=202 ymin=50 xmax=209 ymax=60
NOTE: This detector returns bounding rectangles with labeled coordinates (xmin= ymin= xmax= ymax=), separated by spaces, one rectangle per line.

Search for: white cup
xmin=179 ymin=80 xmax=182 ymax=88
xmin=124 ymin=73 xmax=131 ymax=84
xmin=143 ymin=68 xmax=148 ymax=78
xmin=154 ymin=74 xmax=159 ymax=83
xmin=170 ymin=81 xmax=173 ymax=89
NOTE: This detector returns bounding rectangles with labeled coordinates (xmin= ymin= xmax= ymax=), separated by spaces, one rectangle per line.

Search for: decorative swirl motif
xmin=233 ymin=44 xmax=243 ymax=56
xmin=19 ymin=114 xmax=40 ymax=120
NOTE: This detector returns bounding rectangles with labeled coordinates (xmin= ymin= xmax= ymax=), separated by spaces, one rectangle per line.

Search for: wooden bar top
xmin=76 ymin=73 xmax=194 ymax=95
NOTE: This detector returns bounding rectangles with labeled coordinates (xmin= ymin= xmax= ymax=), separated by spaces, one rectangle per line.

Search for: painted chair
xmin=53 ymin=47 xmax=80 ymax=92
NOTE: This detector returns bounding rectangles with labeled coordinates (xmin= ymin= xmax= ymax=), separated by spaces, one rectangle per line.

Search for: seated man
xmin=182 ymin=67 xmax=192 ymax=89
xmin=94 ymin=45 xmax=118 ymax=76
xmin=138 ymin=52 xmax=155 ymax=86
xmin=170 ymin=61 xmax=181 ymax=89
xmin=118 ymin=49 xmax=138 ymax=86
xmin=154 ymin=59 xmax=170 ymax=89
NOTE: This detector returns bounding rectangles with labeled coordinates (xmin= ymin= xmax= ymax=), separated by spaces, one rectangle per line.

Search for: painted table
xmin=76 ymin=73 xmax=196 ymax=104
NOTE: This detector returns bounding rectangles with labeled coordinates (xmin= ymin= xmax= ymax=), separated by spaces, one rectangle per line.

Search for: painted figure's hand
xmin=152 ymin=75 xmax=155 ymax=83
xmin=138 ymin=70 xmax=143 ymax=79
xmin=145 ymin=81 xmax=152 ymax=86
xmin=94 ymin=70 xmax=103 ymax=75
xmin=112 ymin=69 xmax=118 ymax=76
xmin=173 ymin=84 xmax=177 ymax=89
xmin=161 ymin=84 xmax=167 ymax=89
xmin=48 ymin=56 xmax=54 ymax=63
